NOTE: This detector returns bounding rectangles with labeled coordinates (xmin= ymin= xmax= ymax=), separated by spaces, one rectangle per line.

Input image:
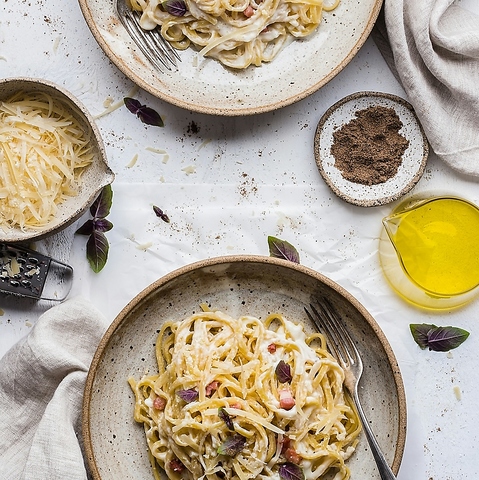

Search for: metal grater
xmin=0 ymin=243 xmax=73 ymax=301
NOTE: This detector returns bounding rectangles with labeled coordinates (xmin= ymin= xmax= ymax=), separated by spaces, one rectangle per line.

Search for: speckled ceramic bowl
xmin=0 ymin=77 xmax=114 ymax=243
xmin=78 ymin=0 xmax=383 ymax=115
xmin=314 ymin=91 xmax=429 ymax=207
xmin=82 ymin=255 xmax=406 ymax=480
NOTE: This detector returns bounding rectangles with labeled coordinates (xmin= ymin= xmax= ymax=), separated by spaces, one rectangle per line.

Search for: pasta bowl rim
xmin=0 ymin=76 xmax=115 ymax=243
xmin=82 ymin=254 xmax=407 ymax=479
xmin=78 ymin=0 xmax=384 ymax=116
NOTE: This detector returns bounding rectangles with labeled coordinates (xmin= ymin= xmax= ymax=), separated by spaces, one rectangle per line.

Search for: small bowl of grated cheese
xmin=0 ymin=77 xmax=114 ymax=242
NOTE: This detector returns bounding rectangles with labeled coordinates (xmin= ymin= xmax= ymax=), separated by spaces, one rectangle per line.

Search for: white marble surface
xmin=1 ymin=0 xmax=479 ymax=478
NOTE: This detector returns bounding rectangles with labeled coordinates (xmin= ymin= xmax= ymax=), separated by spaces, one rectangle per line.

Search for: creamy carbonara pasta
xmin=129 ymin=309 xmax=361 ymax=480
xmin=129 ymin=0 xmax=340 ymax=69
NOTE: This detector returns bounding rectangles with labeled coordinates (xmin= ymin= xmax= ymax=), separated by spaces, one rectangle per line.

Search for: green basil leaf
xmin=410 ymin=323 xmax=470 ymax=352
xmin=410 ymin=323 xmax=437 ymax=350
xmin=427 ymin=326 xmax=470 ymax=352
xmin=218 ymin=407 xmax=235 ymax=431
xmin=176 ymin=388 xmax=198 ymax=403
xmin=164 ymin=0 xmax=187 ymax=16
xmin=75 ymin=219 xmax=94 ymax=236
xmin=268 ymin=236 xmax=300 ymax=263
xmin=279 ymin=462 xmax=305 ymax=480
xmin=217 ymin=434 xmax=246 ymax=456
xmin=124 ymin=98 xmax=164 ymax=127
xmin=86 ymin=230 xmax=109 ymax=273
xmin=90 ymin=184 xmax=113 ymax=219
xmin=275 ymin=360 xmax=292 ymax=383
xmin=153 ymin=205 xmax=170 ymax=223
xmin=93 ymin=218 xmax=113 ymax=233
xmin=124 ymin=97 xmax=142 ymax=115
xmin=137 ymin=106 xmax=164 ymax=127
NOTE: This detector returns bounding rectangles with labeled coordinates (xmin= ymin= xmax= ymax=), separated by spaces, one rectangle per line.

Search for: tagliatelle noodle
xmin=0 ymin=92 xmax=93 ymax=231
xmin=128 ymin=308 xmax=361 ymax=480
xmin=129 ymin=0 xmax=340 ymax=69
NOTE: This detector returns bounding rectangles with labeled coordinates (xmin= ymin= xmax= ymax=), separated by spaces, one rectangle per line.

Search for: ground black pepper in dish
xmin=330 ymin=105 xmax=409 ymax=186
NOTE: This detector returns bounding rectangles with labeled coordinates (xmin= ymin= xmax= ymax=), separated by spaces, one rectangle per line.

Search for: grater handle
xmin=41 ymin=257 xmax=73 ymax=301
xmin=0 ymin=243 xmax=73 ymax=301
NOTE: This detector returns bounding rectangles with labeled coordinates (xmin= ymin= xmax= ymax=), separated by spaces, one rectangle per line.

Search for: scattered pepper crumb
xmin=187 ymin=121 xmax=200 ymax=135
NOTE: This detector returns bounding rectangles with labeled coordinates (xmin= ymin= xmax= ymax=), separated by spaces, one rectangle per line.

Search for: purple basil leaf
xmin=164 ymin=0 xmax=187 ymax=16
xmin=410 ymin=324 xmax=470 ymax=352
xmin=137 ymin=106 xmax=164 ymax=127
xmin=90 ymin=184 xmax=113 ymax=219
xmin=93 ymin=218 xmax=114 ymax=233
xmin=176 ymin=388 xmax=198 ymax=403
xmin=86 ymin=230 xmax=109 ymax=273
xmin=427 ymin=326 xmax=470 ymax=352
xmin=124 ymin=97 xmax=142 ymax=115
xmin=275 ymin=360 xmax=292 ymax=384
xmin=153 ymin=205 xmax=170 ymax=223
xmin=268 ymin=236 xmax=300 ymax=263
xmin=410 ymin=324 xmax=436 ymax=350
xmin=279 ymin=463 xmax=305 ymax=480
xmin=217 ymin=434 xmax=246 ymax=456
xmin=124 ymin=98 xmax=164 ymax=127
xmin=218 ymin=407 xmax=235 ymax=431
xmin=75 ymin=219 xmax=94 ymax=236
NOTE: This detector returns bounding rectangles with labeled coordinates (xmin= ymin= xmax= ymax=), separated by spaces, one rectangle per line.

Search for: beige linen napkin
xmin=0 ymin=297 xmax=108 ymax=480
xmin=373 ymin=0 xmax=479 ymax=176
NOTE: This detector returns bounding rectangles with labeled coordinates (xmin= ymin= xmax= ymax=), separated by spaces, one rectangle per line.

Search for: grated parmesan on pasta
xmin=0 ymin=91 xmax=94 ymax=231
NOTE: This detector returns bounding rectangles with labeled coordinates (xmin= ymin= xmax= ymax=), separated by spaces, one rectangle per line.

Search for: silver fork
xmin=116 ymin=0 xmax=180 ymax=72
xmin=305 ymin=299 xmax=398 ymax=480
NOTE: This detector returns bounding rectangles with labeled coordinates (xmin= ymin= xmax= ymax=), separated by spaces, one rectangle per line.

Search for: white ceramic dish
xmin=314 ymin=91 xmax=429 ymax=207
xmin=78 ymin=0 xmax=383 ymax=116
xmin=82 ymin=255 xmax=406 ymax=480
xmin=0 ymin=77 xmax=114 ymax=243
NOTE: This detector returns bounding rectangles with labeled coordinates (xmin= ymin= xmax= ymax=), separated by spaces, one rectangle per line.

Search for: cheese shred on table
xmin=0 ymin=91 xmax=94 ymax=231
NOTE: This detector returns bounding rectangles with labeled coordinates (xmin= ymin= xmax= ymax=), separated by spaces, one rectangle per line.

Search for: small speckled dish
xmin=0 ymin=77 xmax=114 ymax=243
xmin=314 ymin=91 xmax=429 ymax=207
xmin=82 ymin=255 xmax=406 ymax=480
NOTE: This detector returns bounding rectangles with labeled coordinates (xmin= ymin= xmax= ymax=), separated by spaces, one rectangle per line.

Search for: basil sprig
xmin=410 ymin=323 xmax=470 ymax=352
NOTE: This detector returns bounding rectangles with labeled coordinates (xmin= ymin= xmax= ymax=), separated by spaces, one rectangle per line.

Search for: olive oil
xmin=384 ymin=197 xmax=479 ymax=296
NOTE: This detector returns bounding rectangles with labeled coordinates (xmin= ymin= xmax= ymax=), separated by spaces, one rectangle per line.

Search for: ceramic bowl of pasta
xmin=82 ymin=255 xmax=406 ymax=480
xmin=78 ymin=0 xmax=383 ymax=115
xmin=0 ymin=77 xmax=114 ymax=243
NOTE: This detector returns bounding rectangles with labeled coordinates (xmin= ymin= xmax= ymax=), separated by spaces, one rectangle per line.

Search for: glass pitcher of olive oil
xmin=379 ymin=195 xmax=479 ymax=310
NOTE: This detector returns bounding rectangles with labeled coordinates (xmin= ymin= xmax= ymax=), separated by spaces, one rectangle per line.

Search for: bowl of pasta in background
xmin=0 ymin=77 xmax=114 ymax=243
xmin=78 ymin=0 xmax=383 ymax=115
xmin=82 ymin=255 xmax=406 ymax=480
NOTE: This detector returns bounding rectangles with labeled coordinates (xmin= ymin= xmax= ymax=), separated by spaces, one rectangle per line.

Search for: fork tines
xmin=117 ymin=2 xmax=180 ymax=72
xmin=305 ymin=298 xmax=357 ymax=366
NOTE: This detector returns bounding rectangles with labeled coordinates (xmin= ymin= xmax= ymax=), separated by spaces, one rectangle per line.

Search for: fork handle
xmin=353 ymin=389 xmax=398 ymax=479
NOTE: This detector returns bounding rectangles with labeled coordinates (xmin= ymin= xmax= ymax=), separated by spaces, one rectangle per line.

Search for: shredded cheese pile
xmin=0 ymin=91 xmax=94 ymax=231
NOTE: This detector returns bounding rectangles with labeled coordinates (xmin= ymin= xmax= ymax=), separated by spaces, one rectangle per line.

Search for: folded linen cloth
xmin=0 ymin=297 xmax=109 ymax=480
xmin=373 ymin=0 xmax=479 ymax=177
